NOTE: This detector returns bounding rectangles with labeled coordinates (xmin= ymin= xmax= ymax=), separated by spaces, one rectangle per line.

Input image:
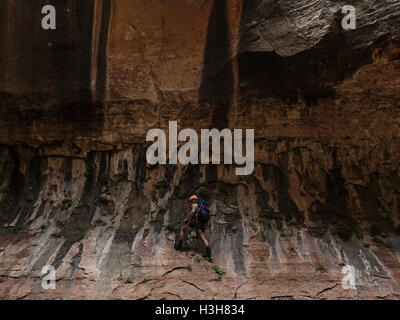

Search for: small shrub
xmin=385 ymin=242 xmax=395 ymax=252
xmin=154 ymin=178 xmax=169 ymax=189
xmin=260 ymin=230 xmax=267 ymax=241
xmin=166 ymin=223 xmax=178 ymax=233
xmin=151 ymin=189 xmax=158 ymax=202
xmin=314 ymin=223 xmax=329 ymax=238
xmin=373 ymin=236 xmax=384 ymax=245
xmin=197 ymin=184 xmax=210 ymax=199
xmin=94 ymin=219 xmax=107 ymax=226
xmin=157 ymin=204 xmax=168 ymax=214
xmin=101 ymin=176 xmax=109 ymax=186
xmin=26 ymin=218 xmax=34 ymax=225
xmin=212 ymin=265 xmax=226 ymax=277
xmin=259 ymin=209 xmax=275 ymax=220
xmin=51 ymin=231 xmax=62 ymax=238
xmin=334 ymin=222 xmax=352 ymax=241
xmin=61 ymin=198 xmax=73 ymax=210
xmin=194 ymin=255 xmax=201 ymax=263
xmin=187 ymin=264 xmax=192 ymax=272
xmin=125 ymin=277 xmax=133 ymax=284
xmin=143 ymin=278 xmax=150 ymax=284
xmin=315 ymin=262 xmax=327 ymax=273
xmin=95 ymin=197 xmax=108 ymax=207
xmin=85 ymin=166 xmax=93 ymax=178
xmin=369 ymin=223 xmax=381 ymax=237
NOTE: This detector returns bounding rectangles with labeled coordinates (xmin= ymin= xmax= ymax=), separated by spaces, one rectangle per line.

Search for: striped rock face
xmin=1 ymin=0 xmax=400 ymax=299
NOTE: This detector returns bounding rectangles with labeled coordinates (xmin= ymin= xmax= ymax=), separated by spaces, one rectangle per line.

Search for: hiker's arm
xmin=184 ymin=209 xmax=195 ymax=224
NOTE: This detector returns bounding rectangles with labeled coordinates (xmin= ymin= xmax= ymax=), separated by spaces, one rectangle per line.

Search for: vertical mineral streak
xmin=225 ymin=0 xmax=243 ymax=108
xmin=93 ymin=0 xmax=112 ymax=101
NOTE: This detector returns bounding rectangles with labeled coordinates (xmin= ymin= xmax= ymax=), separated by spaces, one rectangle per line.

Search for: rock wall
xmin=0 ymin=0 xmax=400 ymax=299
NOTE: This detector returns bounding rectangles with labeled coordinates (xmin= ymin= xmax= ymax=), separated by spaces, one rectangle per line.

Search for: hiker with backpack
xmin=174 ymin=195 xmax=213 ymax=259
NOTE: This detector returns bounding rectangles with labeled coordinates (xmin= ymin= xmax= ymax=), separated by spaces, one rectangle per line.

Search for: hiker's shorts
xmin=188 ymin=221 xmax=206 ymax=233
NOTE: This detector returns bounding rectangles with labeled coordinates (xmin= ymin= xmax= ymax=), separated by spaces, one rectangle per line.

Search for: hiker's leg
xmin=197 ymin=229 xmax=209 ymax=247
xmin=180 ymin=225 xmax=191 ymax=240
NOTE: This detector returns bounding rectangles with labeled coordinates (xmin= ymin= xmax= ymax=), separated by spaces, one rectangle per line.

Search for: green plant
xmin=373 ymin=236 xmax=384 ymax=245
xmin=143 ymin=278 xmax=150 ymax=283
xmin=95 ymin=197 xmax=108 ymax=207
xmin=314 ymin=223 xmax=329 ymax=238
xmin=26 ymin=218 xmax=34 ymax=225
xmin=101 ymin=176 xmax=109 ymax=186
xmin=125 ymin=277 xmax=133 ymax=284
xmin=334 ymin=222 xmax=352 ymax=241
xmin=259 ymin=209 xmax=275 ymax=220
xmin=187 ymin=264 xmax=192 ymax=272
xmin=315 ymin=262 xmax=327 ymax=273
xmin=225 ymin=208 xmax=242 ymax=232
xmin=85 ymin=166 xmax=93 ymax=178
xmin=197 ymin=184 xmax=210 ymax=199
xmin=117 ymin=275 xmax=124 ymax=281
xmin=51 ymin=231 xmax=62 ymax=238
xmin=124 ymin=206 xmax=133 ymax=214
xmin=61 ymin=198 xmax=73 ymax=210
xmin=157 ymin=204 xmax=168 ymax=214
xmin=369 ymin=223 xmax=381 ymax=237
xmin=94 ymin=219 xmax=107 ymax=226
xmin=385 ymin=242 xmax=395 ymax=252
xmin=154 ymin=178 xmax=169 ymax=189
xmin=166 ymin=223 xmax=178 ymax=233
xmin=151 ymin=189 xmax=158 ymax=202
xmin=260 ymin=230 xmax=267 ymax=241
xmin=212 ymin=265 xmax=226 ymax=277
xmin=260 ymin=256 xmax=265 ymax=262
xmin=40 ymin=224 xmax=47 ymax=231
xmin=194 ymin=255 xmax=201 ymax=263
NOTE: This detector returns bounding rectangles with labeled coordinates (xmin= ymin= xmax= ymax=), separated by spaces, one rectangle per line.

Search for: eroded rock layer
xmin=0 ymin=0 xmax=400 ymax=299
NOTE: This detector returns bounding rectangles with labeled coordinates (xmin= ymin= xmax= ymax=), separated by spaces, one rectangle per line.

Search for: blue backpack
xmin=194 ymin=198 xmax=210 ymax=224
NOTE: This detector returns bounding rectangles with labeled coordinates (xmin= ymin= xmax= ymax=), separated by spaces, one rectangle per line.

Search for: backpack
xmin=194 ymin=198 xmax=210 ymax=224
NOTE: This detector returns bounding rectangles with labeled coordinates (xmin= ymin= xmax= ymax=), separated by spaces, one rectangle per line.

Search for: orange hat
xmin=188 ymin=195 xmax=198 ymax=203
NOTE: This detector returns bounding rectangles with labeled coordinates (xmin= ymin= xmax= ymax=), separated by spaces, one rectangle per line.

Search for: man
xmin=174 ymin=195 xmax=213 ymax=259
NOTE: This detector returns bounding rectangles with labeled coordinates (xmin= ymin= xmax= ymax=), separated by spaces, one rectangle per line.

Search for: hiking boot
xmin=174 ymin=239 xmax=183 ymax=251
xmin=204 ymin=245 xmax=212 ymax=259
